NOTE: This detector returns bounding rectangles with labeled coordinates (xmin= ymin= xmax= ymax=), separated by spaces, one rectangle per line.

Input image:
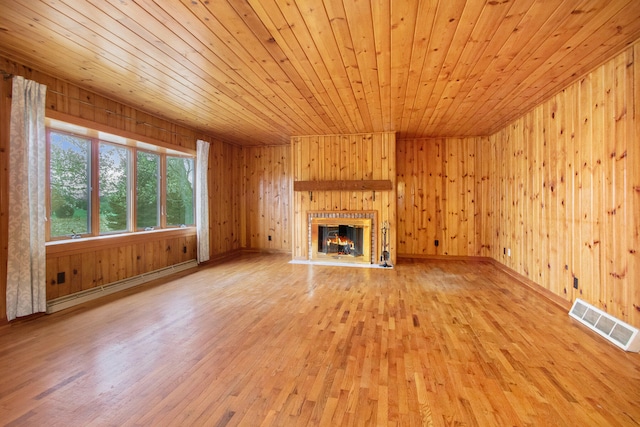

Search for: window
xmin=46 ymin=120 xmax=195 ymax=241
xmin=136 ymin=151 xmax=160 ymax=230
xmin=166 ymin=156 xmax=195 ymax=227
xmin=49 ymin=132 xmax=91 ymax=238
xmin=99 ymin=143 xmax=130 ymax=233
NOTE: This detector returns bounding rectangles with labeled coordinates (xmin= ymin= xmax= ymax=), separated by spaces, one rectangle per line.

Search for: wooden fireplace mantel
xmin=293 ymin=179 xmax=392 ymax=192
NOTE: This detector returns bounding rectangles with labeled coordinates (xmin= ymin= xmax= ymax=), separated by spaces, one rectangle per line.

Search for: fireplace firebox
xmin=308 ymin=212 xmax=375 ymax=264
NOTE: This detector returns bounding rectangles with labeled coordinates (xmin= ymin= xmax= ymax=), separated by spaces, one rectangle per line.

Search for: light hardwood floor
xmin=0 ymin=253 xmax=639 ymax=426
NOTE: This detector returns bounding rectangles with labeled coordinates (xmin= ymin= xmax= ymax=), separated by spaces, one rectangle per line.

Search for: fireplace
xmin=308 ymin=211 xmax=376 ymax=264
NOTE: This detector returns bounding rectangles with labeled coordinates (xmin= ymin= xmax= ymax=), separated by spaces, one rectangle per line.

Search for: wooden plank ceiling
xmin=1 ymin=0 xmax=639 ymax=146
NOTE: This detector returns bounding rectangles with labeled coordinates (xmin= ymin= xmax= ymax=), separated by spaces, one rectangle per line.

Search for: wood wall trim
xmin=46 ymin=109 xmax=197 ymax=156
xmin=293 ymin=180 xmax=393 ymax=192
xmin=488 ymin=259 xmax=572 ymax=311
xmin=46 ymin=227 xmax=196 ymax=257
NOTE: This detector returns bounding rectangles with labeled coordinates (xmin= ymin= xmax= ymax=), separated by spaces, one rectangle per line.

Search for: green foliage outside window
xmin=47 ymin=127 xmax=195 ymax=240
xmin=166 ymin=157 xmax=194 ymax=226
xmin=49 ymin=132 xmax=91 ymax=237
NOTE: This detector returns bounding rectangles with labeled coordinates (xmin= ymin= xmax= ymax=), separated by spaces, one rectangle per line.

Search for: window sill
xmin=46 ymin=227 xmax=196 ymax=256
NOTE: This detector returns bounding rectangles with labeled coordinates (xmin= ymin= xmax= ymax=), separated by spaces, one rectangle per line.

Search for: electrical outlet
xmin=434 ymin=239 xmax=439 ymax=247
xmin=268 ymin=235 xmax=272 ymax=241
xmin=57 ymin=272 xmax=65 ymax=284
xmin=503 ymin=247 xmax=506 ymax=255
xmin=573 ymin=277 xmax=579 ymax=289
xmin=507 ymin=248 xmax=511 ymax=257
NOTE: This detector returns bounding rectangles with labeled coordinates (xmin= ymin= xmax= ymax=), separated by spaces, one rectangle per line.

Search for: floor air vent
xmin=569 ymin=299 xmax=640 ymax=352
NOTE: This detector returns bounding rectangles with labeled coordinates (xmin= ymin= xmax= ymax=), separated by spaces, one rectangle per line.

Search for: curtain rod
xmin=1 ymin=70 xmax=14 ymax=80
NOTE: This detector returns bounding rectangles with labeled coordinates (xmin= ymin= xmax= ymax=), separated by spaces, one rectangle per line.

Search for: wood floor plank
xmin=0 ymin=253 xmax=639 ymax=426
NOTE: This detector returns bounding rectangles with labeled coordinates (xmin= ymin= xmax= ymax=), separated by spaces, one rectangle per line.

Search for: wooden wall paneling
xmin=280 ymin=149 xmax=291 ymax=250
xmin=269 ymin=148 xmax=278 ymax=248
xmin=464 ymin=139 xmax=475 ymax=256
xmin=46 ymin=257 xmax=58 ymax=300
xmin=495 ymin=131 xmax=506 ymax=262
xmin=489 ymin=132 xmax=498 ymax=259
xmin=56 ymin=255 xmax=72 ymax=298
xmin=122 ymin=244 xmax=134 ymax=279
xmin=411 ymin=139 xmax=423 ymax=255
xmin=68 ymin=253 xmax=83 ymax=295
xmin=81 ymin=251 xmax=96 ymax=291
xmin=433 ymin=140 xmax=445 ymax=256
xmin=590 ymin=65 xmax=605 ymax=309
xmin=397 ymin=137 xmax=485 ymax=258
xmin=549 ymin=86 xmax=577 ymax=298
xmin=291 ymin=139 xmax=302 ymax=258
xmin=440 ymin=140 xmax=451 ymax=255
xmin=482 ymin=137 xmax=495 ymax=258
xmin=506 ymin=125 xmax=515 ymax=269
xmin=386 ymin=132 xmax=397 ymax=261
xmin=447 ymin=138 xmax=467 ymax=254
xmin=243 ymin=145 xmax=291 ymax=252
xmin=535 ymin=104 xmax=546 ymax=289
xmin=339 ymin=136 xmax=350 ymax=208
xmin=396 ymin=140 xmax=408 ymax=254
xmin=546 ymin=94 xmax=561 ymax=297
xmin=474 ymin=138 xmax=484 ymax=256
xmin=517 ymin=118 xmax=527 ymax=275
xmin=576 ymin=72 xmax=592 ymax=306
xmin=528 ymin=106 xmax=538 ymax=284
xmin=212 ymin=141 xmax=225 ymax=252
xmin=420 ymin=137 xmax=431 ymax=255
xmin=225 ymin=143 xmax=241 ymax=254
xmin=445 ymin=139 xmax=460 ymax=256
xmin=602 ymin=57 xmax=618 ymax=317
xmin=631 ymin=42 xmax=640 ymax=328
xmin=258 ymin=148 xmax=268 ymax=248
xmin=613 ymin=50 xmax=631 ymax=322
xmin=483 ymin=45 xmax=640 ymax=327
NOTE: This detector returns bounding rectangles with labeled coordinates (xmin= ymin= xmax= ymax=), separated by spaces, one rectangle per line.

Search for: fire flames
xmin=326 ymin=235 xmax=355 ymax=253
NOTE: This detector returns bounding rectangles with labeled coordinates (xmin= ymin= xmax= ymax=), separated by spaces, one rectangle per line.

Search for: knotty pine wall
xmin=396 ymin=137 xmax=490 ymax=258
xmin=291 ymin=132 xmax=396 ymax=264
xmin=242 ymin=145 xmax=291 ymax=252
xmin=396 ymin=43 xmax=640 ymax=328
xmin=0 ymin=56 xmax=242 ymax=322
xmin=487 ymin=43 xmax=640 ymax=328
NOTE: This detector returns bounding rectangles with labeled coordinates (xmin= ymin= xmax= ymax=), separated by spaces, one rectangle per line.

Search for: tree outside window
xmin=166 ymin=156 xmax=194 ymax=227
xmin=49 ymin=132 xmax=91 ymax=238
xmin=47 ymin=126 xmax=195 ymax=241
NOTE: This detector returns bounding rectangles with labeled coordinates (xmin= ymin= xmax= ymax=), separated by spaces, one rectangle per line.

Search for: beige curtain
xmin=6 ymin=76 xmax=47 ymax=321
xmin=196 ymin=139 xmax=210 ymax=263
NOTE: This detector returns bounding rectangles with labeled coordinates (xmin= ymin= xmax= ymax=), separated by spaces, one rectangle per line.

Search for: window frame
xmin=45 ymin=116 xmax=196 ymax=243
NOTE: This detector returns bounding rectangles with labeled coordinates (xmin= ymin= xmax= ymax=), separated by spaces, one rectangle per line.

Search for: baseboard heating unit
xmin=46 ymin=259 xmax=198 ymax=314
xmin=569 ymin=298 xmax=640 ymax=352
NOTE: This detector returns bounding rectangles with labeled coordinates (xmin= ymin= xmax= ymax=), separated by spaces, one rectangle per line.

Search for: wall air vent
xmin=569 ymin=299 xmax=640 ymax=352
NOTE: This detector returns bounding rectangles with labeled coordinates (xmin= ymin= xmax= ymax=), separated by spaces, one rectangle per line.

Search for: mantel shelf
xmin=293 ymin=180 xmax=393 ymax=192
